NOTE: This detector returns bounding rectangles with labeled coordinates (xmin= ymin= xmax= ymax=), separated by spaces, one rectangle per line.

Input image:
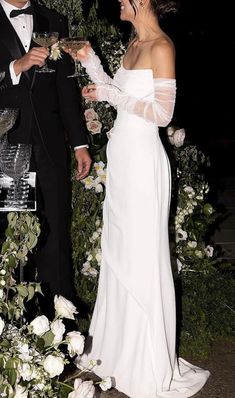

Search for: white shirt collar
xmin=1 ymin=1 xmax=31 ymax=17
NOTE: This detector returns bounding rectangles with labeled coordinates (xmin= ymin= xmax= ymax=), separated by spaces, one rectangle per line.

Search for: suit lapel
xmin=0 ymin=4 xmax=26 ymax=59
xmin=0 ymin=4 xmax=31 ymax=81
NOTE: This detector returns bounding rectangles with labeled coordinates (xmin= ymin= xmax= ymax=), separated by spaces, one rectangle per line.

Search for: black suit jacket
xmin=0 ymin=1 xmax=88 ymax=164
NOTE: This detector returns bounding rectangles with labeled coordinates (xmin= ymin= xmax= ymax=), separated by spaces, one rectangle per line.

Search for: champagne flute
xmin=60 ymin=37 xmax=87 ymax=78
xmin=32 ymin=32 xmax=59 ymax=73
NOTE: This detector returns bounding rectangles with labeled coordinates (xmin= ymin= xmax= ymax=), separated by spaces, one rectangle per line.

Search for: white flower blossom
xmin=81 ymin=176 xmax=94 ymax=190
xmin=49 ymin=42 xmax=62 ymax=61
xmin=17 ymin=343 xmax=32 ymax=362
xmin=54 ymin=295 xmax=78 ymax=320
xmin=30 ymin=315 xmax=50 ymax=337
xmin=51 ymin=319 xmax=65 ymax=345
xmin=0 ymin=316 xmax=5 ymax=335
xmin=68 ymin=379 xmax=95 ymax=398
xmin=205 ymin=245 xmax=214 ymax=257
xmin=18 ymin=363 xmax=34 ymax=382
xmin=99 ymin=376 xmax=112 ymax=391
xmin=176 ymin=228 xmax=188 ymax=242
xmin=81 ymin=262 xmax=98 ymax=277
xmin=13 ymin=385 xmax=28 ymax=398
xmin=66 ymin=331 xmax=85 ymax=357
xmin=43 ymin=355 xmax=64 ymax=378
xmin=188 ymin=241 xmax=197 ymax=248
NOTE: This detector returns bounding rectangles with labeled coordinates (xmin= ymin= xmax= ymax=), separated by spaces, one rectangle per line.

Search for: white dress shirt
xmin=0 ymin=0 xmax=88 ymax=150
xmin=1 ymin=0 xmax=33 ymax=84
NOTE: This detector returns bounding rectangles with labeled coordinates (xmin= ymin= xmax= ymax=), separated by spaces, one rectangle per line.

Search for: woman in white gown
xmin=73 ymin=1 xmax=210 ymax=397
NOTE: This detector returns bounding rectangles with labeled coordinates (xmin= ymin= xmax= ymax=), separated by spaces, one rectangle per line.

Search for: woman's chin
xmin=120 ymin=13 xmax=130 ymax=21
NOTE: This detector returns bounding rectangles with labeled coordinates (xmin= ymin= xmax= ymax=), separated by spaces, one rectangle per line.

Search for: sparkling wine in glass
xmin=0 ymin=108 xmax=19 ymax=140
xmin=60 ymin=37 xmax=87 ymax=78
xmin=32 ymin=32 xmax=59 ymax=73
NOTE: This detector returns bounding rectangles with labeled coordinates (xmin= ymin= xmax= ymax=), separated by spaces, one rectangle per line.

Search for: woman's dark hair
xmin=129 ymin=0 xmax=178 ymax=19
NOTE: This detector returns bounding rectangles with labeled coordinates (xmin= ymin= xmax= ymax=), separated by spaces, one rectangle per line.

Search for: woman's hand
xmin=70 ymin=42 xmax=92 ymax=63
xmin=82 ymin=84 xmax=98 ymax=101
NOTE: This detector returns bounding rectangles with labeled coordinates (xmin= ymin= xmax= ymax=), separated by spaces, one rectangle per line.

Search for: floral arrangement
xmin=166 ymin=126 xmax=218 ymax=274
xmin=0 ymin=213 xmax=112 ymax=397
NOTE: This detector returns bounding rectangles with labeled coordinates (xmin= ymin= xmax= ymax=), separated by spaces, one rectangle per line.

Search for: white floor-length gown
xmin=80 ymin=51 xmax=210 ymax=398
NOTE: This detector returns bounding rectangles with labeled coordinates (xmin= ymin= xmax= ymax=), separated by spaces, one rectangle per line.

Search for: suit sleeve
xmin=56 ymin=16 xmax=89 ymax=148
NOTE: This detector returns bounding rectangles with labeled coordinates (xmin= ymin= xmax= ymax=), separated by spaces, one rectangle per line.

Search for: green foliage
xmin=177 ymin=270 xmax=235 ymax=359
xmin=40 ymin=0 xmax=118 ymax=38
xmin=0 ymin=212 xmax=41 ymax=321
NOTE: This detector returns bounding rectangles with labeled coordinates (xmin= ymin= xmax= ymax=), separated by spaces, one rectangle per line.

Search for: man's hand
xmin=74 ymin=147 xmax=92 ymax=180
xmin=14 ymin=47 xmax=49 ymax=75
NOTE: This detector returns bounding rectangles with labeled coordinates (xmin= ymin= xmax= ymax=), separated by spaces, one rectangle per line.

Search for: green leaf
xmin=16 ymin=284 xmax=28 ymax=298
xmin=41 ymin=330 xmax=55 ymax=347
xmin=3 ymin=368 xmax=17 ymax=386
xmin=7 ymin=212 xmax=17 ymax=227
xmin=1 ymin=241 xmax=10 ymax=255
xmin=26 ymin=231 xmax=38 ymax=250
xmin=58 ymin=382 xmax=73 ymax=398
xmin=8 ymin=255 xmax=16 ymax=269
xmin=5 ymin=227 xmax=14 ymax=239
xmin=34 ymin=283 xmax=44 ymax=296
xmin=27 ymin=285 xmax=35 ymax=301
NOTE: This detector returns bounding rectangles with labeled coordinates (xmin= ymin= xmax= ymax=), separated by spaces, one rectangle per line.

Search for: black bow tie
xmin=10 ymin=5 xmax=34 ymax=18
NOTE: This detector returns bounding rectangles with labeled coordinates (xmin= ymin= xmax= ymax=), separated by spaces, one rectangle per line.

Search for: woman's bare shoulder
xmin=151 ymin=36 xmax=175 ymax=78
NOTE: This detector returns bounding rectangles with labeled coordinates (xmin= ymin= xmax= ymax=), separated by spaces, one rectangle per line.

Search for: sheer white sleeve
xmin=81 ymin=48 xmax=114 ymax=86
xmin=96 ymin=78 xmax=176 ymax=127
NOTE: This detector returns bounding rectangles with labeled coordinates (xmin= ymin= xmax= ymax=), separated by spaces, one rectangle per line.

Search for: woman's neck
xmin=132 ymin=16 xmax=162 ymax=43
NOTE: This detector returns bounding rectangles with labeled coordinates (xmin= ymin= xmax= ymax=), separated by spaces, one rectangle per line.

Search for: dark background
xmin=85 ymin=0 xmax=233 ymax=180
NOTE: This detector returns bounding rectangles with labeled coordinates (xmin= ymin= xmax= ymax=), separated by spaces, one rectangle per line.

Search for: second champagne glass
xmin=60 ymin=37 xmax=87 ymax=78
xmin=32 ymin=32 xmax=59 ymax=73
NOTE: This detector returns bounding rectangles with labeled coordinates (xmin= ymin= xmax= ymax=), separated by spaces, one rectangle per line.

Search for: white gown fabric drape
xmin=81 ymin=65 xmax=210 ymax=398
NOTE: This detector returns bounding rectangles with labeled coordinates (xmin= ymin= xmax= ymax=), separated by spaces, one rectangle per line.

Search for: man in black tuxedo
xmin=0 ymin=0 xmax=92 ymax=300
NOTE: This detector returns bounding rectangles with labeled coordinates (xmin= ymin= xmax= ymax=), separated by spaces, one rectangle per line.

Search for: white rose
xmin=43 ymin=355 xmax=64 ymax=378
xmin=205 ymin=245 xmax=214 ymax=257
xmin=173 ymin=128 xmax=185 ymax=147
xmin=86 ymin=120 xmax=102 ymax=135
xmin=30 ymin=315 xmax=50 ymax=336
xmin=167 ymin=126 xmax=175 ymax=145
xmin=0 ymin=316 xmax=5 ymax=335
xmin=99 ymin=376 xmax=112 ymax=391
xmin=0 ymin=289 xmax=3 ymax=299
xmin=84 ymin=108 xmax=98 ymax=121
xmin=54 ymin=295 xmax=78 ymax=320
xmin=67 ymin=331 xmax=85 ymax=357
xmin=13 ymin=385 xmax=28 ymax=398
xmin=68 ymin=380 xmax=95 ymax=398
xmin=51 ymin=319 xmax=65 ymax=345
xmin=176 ymin=228 xmax=188 ymax=242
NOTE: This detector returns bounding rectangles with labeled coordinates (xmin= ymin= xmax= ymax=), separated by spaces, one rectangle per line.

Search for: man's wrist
xmin=9 ymin=60 xmax=21 ymax=85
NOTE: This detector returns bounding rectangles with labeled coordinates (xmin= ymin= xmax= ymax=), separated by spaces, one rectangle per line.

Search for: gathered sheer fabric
xmin=81 ymin=49 xmax=176 ymax=127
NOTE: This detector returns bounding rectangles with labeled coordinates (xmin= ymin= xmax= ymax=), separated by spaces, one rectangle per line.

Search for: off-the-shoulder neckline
xmin=120 ymin=64 xmax=176 ymax=81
